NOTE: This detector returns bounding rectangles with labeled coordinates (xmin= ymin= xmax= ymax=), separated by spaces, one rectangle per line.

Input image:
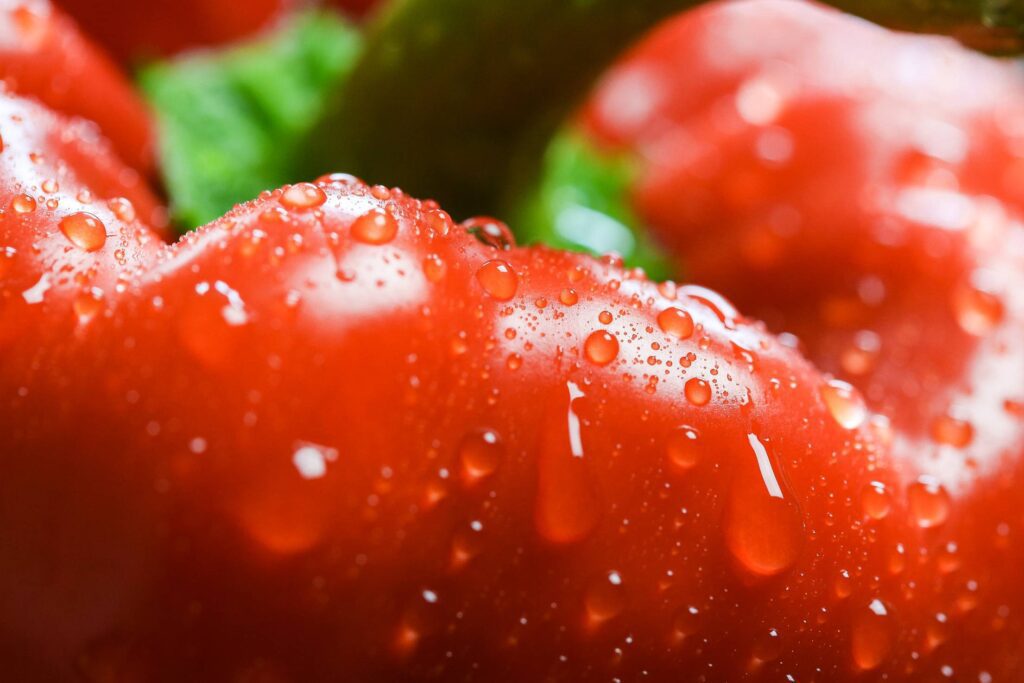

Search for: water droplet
xmin=560 ymin=288 xmax=578 ymax=306
xmin=861 ymin=481 xmax=891 ymax=520
xmin=952 ymin=274 xmax=1004 ymax=335
xmin=679 ymin=284 xmax=739 ymax=328
xmin=930 ymin=413 xmax=974 ymax=448
xmin=820 ymin=379 xmax=868 ymax=430
xmin=840 ymin=330 xmax=881 ymax=376
xmin=475 ymin=260 xmax=518 ymax=301
xmin=584 ymin=571 xmax=626 ymax=629
xmin=835 ymin=569 xmax=852 ymax=598
xmin=351 ymin=208 xmax=398 ymax=244
xmin=280 ymin=182 xmax=327 ymax=210
xmin=450 ymin=520 xmax=484 ymax=570
xmin=459 ymin=429 xmax=503 ymax=485
xmin=666 ymin=425 xmax=700 ymax=472
xmin=535 ymin=381 xmax=601 ymax=544
xmin=671 ymin=605 xmax=700 ymax=642
xmin=584 ymin=330 xmax=619 ymax=366
xmin=422 ymin=253 xmax=447 ymax=282
xmin=59 ymin=212 xmax=106 ymax=252
xmin=0 ymin=246 xmax=16 ymax=278
xmin=463 ymin=217 xmax=514 ymax=249
xmin=851 ymin=599 xmax=895 ymax=671
xmin=725 ymin=434 xmax=803 ymax=577
xmin=657 ymin=307 xmax=694 ymax=340
xmin=73 ymin=287 xmax=105 ymax=323
xmin=684 ymin=378 xmax=712 ymax=406
xmin=292 ymin=442 xmax=338 ymax=480
xmin=108 ymin=197 xmax=135 ymax=222
xmin=11 ymin=194 xmax=35 ymax=213
xmin=908 ymin=477 xmax=950 ymax=528
xmin=598 ymin=310 xmax=613 ymax=325
xmin=750 ymin=627 xmax=781 ymax=664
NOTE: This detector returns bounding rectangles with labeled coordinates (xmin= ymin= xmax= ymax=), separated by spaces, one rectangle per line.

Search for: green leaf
xmin=515 ymin=129 xmax=674 ymax=281
xmin=140 ymin=11 xmax=361 ymax=230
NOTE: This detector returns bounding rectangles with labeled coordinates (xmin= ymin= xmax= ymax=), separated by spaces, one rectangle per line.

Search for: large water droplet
xmin=725 ymin=434 xmax=803 ymax=578
xmin=11 ymin=194 xmax=35 ymax=214
xmin=851 ymin=599 xmax=895 ymax=671
xmin=280 ymin=182 xmax=327 ymax=210
xmin=459 ymin=429 xmax=503 ymax=485
xmin=684 ymin=378 xmax=712 ymax=406
xmin=666 ymin=425 xmax=700 ymax=472
xmin=583 ymin=570 xmax=626 ymax=630
xmin=59 ymin=212 xmax=106 ymax=252
xmin=475 ymin=259 xmax=518 ymax=300
xmin=351 ymin=208 xmax=398 ymax=244
xmin=861 ymin=481 xmax=891 ymax=520
xmin=535 ymin=381 xmax=601 ymax=544
xmin=463 ymin=217 xmax=515 ymax=249
xmin=908 ymin=477 xmax=950 ymax=528
xmin=657 ymin=306 xmax=694 ymax=340
xmin=584 ymin=330 xmax=619 ymax=366
xmin=820 ymin=379 xmax=868 ymax=430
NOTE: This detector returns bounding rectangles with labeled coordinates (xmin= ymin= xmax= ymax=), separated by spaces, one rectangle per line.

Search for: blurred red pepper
xmin=0 ymin=0 xmax=155 ymax=175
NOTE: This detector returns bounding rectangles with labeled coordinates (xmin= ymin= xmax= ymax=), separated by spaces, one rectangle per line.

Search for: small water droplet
xmin=657 ymin=307 xmax=694 ymax=340
xmin=820 ymin=379 xmax=868 ymax=430
xmin=108 ymin=197 xmax=136 ymax=222
xmin=560 ymin=288 xmax=578 ymax=306
xmin=851 ymin=599 xmax=895 ymax=671
xmin=908 ymin=477 xmax=950 ymax=528
xmin=584 ymin=330 xmax=619 ymax=366
xmin=280 ymin=182 xmax=327 ymax=210
xmin=598 ymin=310 xmax=613 ymax=325
xmin=351 ymin=208 xmax=398 ymax=244
xmin=684 ymin=378 xmax=712 ymax=406
xmin=459 ymin=429 xmax=503 ymax=485
xmin=59 ymin=212 xmax=106 ymax=252
xmin=666 ymin=425 xmax=700 ymax=472
xmin=476 ymin=259 xmax=518 ymax=300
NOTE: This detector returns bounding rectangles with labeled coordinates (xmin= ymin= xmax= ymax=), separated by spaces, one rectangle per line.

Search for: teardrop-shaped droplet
xmin=475 ymin=259 xmax=518 ymax=301
xmin=725 ymin=434 xmax=803 ymax=578
xmin=908 ymin=477 xmax=950 ymax=529
xmin=59 ymin=212 xmax=106 ymax=252
xmin=820 ymin=378 xmax=868 ymax=430
xmin=851 ymin=599 xmax=895 ymax=671
xmin=952 ymin=275 xmax=1004 ymax=336
xmin=666 ymin=425 xmax=700 ymax=472
xmin=535 ymin=381 xmax=601 ymax=544
xmin=459 ymin=429 xmax=503 ymax=485
xmin=657 ymin=307 xmax=694 ymax=340
xmin=351 ymin=208 xmax=398 ymax=244
xmin=583 ymin=570 xmax=626 ymax=630
xmin=584 ymin=330 xmax=619 ymax=366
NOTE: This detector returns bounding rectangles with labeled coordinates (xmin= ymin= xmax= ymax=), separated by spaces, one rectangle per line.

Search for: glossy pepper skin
xmin=0 ymin=83 xmax=1021 ymax=678
xmin=586 ymin=1 xmax=1024 ymax=677
xmin=0 ymin=0 xmax=155 ymax=175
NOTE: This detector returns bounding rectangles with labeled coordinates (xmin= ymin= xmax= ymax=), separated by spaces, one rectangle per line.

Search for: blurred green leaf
xmin=141 ymin=11 xmax=361 ymax=230
xmin=516 ymin=129 xmax=673 ymax=280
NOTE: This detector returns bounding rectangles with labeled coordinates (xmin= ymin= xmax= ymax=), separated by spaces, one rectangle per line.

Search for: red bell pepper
xmin=0 ymin=0 xmax=155 ymax=175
